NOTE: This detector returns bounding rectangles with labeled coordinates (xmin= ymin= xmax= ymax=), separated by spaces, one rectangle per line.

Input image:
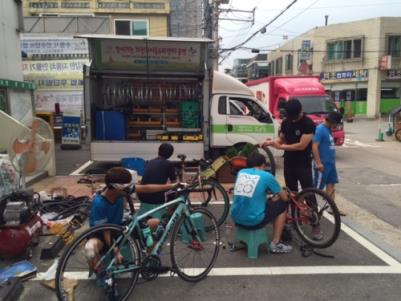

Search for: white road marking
xmin=70 ymin=160 xmax=93 ymax=175
xmin=342 ymin=138 xmax=381 ymax=148
xmin=325 ymin=214 xmax=401 ymax=267
xmin=34 ymin=265 xmax=401 ymax=281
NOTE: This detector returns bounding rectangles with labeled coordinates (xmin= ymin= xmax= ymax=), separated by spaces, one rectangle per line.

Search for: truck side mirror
xmin=279 ymin=108 xmax=286 ymax=119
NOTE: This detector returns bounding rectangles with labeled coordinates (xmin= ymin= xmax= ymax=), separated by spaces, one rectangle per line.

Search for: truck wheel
xmin=395 ymin=129 xmax=401 ymax=142
xmin=259 ymin=146 xmax=276 ymax=176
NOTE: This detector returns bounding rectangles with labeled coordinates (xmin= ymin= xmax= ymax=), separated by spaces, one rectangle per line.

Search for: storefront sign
xmin=320 ymin=69 xmax=368 ymax=81
xmin=97 ymin=39 xmax=202 ymax=72
xmin=386 ymin=69 xmax=401 ymax=79
xmin=0 ymin=78 xmax=35 ymax=90
xmin=62 ymin=115 xmax=81 ymax=145
xmin=34 ymin=91 xmax=83 ymax=113
xmin=21 ymin=37 xmax=88 ymax=56
xmin=22 ymin=59 xmax=88 ymax=78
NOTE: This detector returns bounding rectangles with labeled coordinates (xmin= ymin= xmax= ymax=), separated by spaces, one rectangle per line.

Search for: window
xmin=381 ymin=88 xmax=400 ymax=99
xmin=344 ymin=40 xmax=352 ymax=59
xmin=269 ymin=61 xmax=275 ymax=75
xmin=355 ymin=88 xmax=367 ymax=101
xmin=115 ymin=19 xmax=149 ymax=36
xmin=388 ymin=36 xmax=401 ymax=57
xmin=327 ymin=38 xmax=363 ymax=61
xmin=278 ymin=98 xmax=286 ymax=110
xmin=285 ymin=54 xmax=293 ymax=71
xmin=218 ymin=96 xmax=227 ymax=114
xmin=228 ymin=98 xmax=272 ymax=123
xmin=133 ymin=2 xmax=166 ymax=9
xmin=98 ymin=2 xmax=130 ymax=9
xmin=354 ymin=39 xmax=362 ymax=58
xmin=275 ymin=57 xmax=283 ymax=75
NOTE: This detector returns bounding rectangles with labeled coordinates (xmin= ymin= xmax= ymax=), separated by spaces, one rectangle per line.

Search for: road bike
xmin=285 ymin=187 xmax=341 ymax=248
xmin=55 ymin=185 xmax=220 ymax=301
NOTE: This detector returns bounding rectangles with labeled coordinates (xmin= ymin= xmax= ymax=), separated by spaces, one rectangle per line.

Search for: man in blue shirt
xmin=312 ymin=111 xmax=345 ymax=216
xmin=231 ymin=151 xmax=292 ymax=254
xmin=86 ymin=167 xmax=176 ymax=270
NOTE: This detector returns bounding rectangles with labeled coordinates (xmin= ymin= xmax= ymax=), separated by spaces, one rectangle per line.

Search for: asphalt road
xmin=19 ymin=118 xmax=401 ymax=301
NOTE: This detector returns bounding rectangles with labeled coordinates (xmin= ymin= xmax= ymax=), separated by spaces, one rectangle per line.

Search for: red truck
xmin=246 ymin=76 xmax=345 ymax=145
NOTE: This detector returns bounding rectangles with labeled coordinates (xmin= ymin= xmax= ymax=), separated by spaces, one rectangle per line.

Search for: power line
xmin=220 ymin=0 xmax=299 ymax=52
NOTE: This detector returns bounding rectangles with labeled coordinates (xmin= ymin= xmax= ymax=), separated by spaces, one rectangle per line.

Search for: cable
xmin=220 ymin=0 xmax=299 ymax=52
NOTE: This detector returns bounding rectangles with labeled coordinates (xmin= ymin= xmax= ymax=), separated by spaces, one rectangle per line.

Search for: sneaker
xmin=312 ymin=225 xmax=324 ymax=241
xmin=269 ymin=242 xmax=293 ymax=254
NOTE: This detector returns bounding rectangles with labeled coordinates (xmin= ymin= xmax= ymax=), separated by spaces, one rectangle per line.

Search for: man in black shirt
xmin=263 ymin=98 xmax=322 ymax=240
xmin=137 ymin=143 xmax=177 ymax=208
xmin=263 ymin=98 xmax=315 ymax=191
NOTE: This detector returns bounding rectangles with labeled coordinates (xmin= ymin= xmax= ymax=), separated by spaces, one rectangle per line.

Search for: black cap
xmin=285 ymin=98 xmax=302 ymax=120
xmin=327 ymin=111 xmax=343 ymax=124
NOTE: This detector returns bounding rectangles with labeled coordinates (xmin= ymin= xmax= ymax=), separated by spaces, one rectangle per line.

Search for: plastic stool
xmin=234 ymin=226 xmax=269 ymax=259
xmin=181 ymin=213 xmax=206 ymax=243
xmin=137 ymin=203 xmax=166 ymax=220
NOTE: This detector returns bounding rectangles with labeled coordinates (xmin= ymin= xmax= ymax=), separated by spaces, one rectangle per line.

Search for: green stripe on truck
xmin=212 ymin=124 xmax=274 ymax=134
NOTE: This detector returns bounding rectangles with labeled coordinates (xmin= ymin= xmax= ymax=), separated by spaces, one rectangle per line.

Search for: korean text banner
xmin=97 ymin=39 xmax=202 ymax=73
xmin=21 ymin=37 xmax=88 ymax=56
xmin=22 ymin=59 xmax=89 ymax=79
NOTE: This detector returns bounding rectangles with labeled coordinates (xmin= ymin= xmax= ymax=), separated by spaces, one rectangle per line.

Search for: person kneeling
xmin=231 ymin=151 xmax=292 ymax=254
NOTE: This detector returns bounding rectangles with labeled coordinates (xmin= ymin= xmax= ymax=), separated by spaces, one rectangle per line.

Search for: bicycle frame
xmin=285 ymin=192 xmax=311 ymax=224
xmin=96 ymin=193 xmax=201 ymax=276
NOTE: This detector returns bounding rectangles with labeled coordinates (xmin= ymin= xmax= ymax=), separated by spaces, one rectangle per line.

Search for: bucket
xmin=121 ymin=157 xmax=145 ymax=176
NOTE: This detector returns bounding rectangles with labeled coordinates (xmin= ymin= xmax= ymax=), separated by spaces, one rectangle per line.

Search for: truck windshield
xmin=297 ymin=96 xmax=336 ymax=114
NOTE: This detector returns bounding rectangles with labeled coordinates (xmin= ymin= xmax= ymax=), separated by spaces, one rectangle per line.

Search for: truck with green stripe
xmin=80 ymin=35 xmax=278 ymax=162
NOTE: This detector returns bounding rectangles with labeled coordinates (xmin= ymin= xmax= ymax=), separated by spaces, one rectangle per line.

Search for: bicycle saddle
xmin=177 ymin=154 xmax=187 ymax=161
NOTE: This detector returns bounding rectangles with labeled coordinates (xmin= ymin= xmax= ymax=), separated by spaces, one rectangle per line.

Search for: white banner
xmin=21 ymin=37 xmax=88 ymax=56
xmin=34 ymin=91 xmax=83 ymax=113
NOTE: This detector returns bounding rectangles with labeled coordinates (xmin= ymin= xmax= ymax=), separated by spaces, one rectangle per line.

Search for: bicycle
xmin=284 ymin=187 xmax=341 ymax=249
xmin=176 ymin=154 xmax=230 ymax=228
xmin=175 ymin=145 xmax=275 ymax=228
xmin=55 ymin=185 xmax=220 ymax=301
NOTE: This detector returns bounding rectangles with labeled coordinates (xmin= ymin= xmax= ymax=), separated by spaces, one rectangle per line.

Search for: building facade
xmin=23 ymin=0 xmax=170 ymax=36
xmin=266 ymin=17 xmax=401 ymax=117
xmin=0 ymin=0 xmax=35 ymax=124
xmin=170 ymin=0 xmax=203 ymax=38
xmin=22 ymin=0 xmax=171 ymax=118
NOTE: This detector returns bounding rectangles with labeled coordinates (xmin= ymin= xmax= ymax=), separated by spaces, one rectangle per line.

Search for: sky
xmin=219 ymin=0 xmax=401 ymax=70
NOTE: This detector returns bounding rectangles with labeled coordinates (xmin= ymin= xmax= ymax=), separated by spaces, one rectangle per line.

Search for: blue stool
xmin=234 ymin=226 xmax=269 ymax=259
xmin=181 ymin=213 xmax=206 ymax=243
xmin=137 ymin=203 xmax=166 ymax=220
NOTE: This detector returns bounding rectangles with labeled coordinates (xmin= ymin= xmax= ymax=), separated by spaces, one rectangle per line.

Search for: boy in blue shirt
xmin=231 ymin=151 xmax=292 ymax=254
xmin=86 ymin=167 xmax=176 ymax=270
xmin=312 ymin=111 xmax=346 ymax=216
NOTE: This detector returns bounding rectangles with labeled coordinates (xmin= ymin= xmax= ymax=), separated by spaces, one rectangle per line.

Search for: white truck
xmin=79 ymin=35 xmax=277 ymax=161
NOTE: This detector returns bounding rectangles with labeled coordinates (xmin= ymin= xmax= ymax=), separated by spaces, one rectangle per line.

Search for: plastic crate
xmin=121 ymin=157 xmax=145 ymax=176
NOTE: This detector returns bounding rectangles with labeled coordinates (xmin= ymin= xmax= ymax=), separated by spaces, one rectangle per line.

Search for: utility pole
xmin=206 ymin=1 xmax=255 ymax=70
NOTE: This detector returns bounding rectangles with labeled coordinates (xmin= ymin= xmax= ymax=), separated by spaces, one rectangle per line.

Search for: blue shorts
xmin=313 ymin=163 xmax=338 ymax=189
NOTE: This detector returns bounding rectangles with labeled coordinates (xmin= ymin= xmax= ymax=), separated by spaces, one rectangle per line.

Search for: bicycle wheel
xmin=56 ymin=224 xmax=141 ymax=301
xmin=292 ymin=188 xmax=341 ymax=248
xmin=259 ymin=146 xmax=276 ymax=176
xmin=170 ymin=207 xmax=220 ymax=282
xmin=190 ymin=179 xmax=230 ymax=228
